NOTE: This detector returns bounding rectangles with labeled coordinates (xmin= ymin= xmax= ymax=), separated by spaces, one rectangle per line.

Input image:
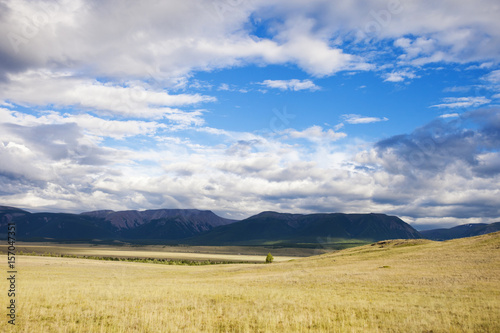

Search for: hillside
xmin=0 ymin=206 xmax=236 ymax=241
xmin=0 ymin=206 xmax=423 ymax=245
xmin=81 ymin=208 xmax=235 ymax=230
xmin=7 ymin=231 xmax=500 ymax=332
xmin=6 ymin=205 xmax=497 ymax=246
xmin=7 ymin=212 xmax=118 ymax=240
xmin=186 ymin=211 xmax=422 ymax=245
xmin=421 ymin=222 xmax=500 ymax=240
xmin=0 ymin=205 xmax=30 ymax=222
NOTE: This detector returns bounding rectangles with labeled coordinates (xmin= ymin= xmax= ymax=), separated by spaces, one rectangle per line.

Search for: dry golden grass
xmin=3 ymin=243 xmax=314 ymax=263
xmin=1 ymin=232 xmax=499 ymax=332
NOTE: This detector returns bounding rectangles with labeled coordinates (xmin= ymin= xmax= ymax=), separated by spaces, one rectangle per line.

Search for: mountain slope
xmin=0 ymin=207 xmax=118 ymax=240
xmin=1 ymin=206 xmax=423 ymax=245
xmin=186 ymin=211 xmax=422 ymax=245
xmin=14 ymin=213 xmax=118 ymax=240
xmin=0 ymin=205 xmax=30 ymax=224
xmin=119 ymin=213 xmax=234 ymax=240
xmin=0 ymin=206 xmax=236 ymax=241
xmin=421 ymin=222 xmax=500 ymax=240
xmin=81 ymin=208 xmax=235 ymax=231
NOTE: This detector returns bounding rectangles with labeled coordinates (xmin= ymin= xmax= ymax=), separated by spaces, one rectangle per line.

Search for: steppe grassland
xmin=1 ymin=233 xmax=499 ymax=332
xmin=6 ymin=243 xmax=316 ymax=263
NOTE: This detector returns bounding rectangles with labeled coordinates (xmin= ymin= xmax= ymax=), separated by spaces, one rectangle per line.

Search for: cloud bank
xmin=0 ymin=0 xmax=499 ymax=228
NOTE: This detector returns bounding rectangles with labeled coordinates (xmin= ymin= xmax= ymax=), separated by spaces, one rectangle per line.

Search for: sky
xmin=1 ymin=0 xmax=499 ymax=229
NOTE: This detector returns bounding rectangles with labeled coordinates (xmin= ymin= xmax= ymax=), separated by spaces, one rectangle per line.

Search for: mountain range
xmin=0 ymin=206 xmax=235 ymax=241
xmin=1 ymin=205 xmax=498 ymax=245
xmin=420 ymin=222 xmax=500 ymax=240
xmin=185 ymin=211 xmax=422 ymax=245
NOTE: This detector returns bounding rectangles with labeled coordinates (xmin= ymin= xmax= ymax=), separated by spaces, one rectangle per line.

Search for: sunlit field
xmin=1 ymin=232 xmax=499 ymax=332
xmin=4 ymin=242 xmax=306 ymax=263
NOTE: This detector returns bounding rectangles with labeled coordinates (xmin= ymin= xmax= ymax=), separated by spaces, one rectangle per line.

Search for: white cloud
xmin=2 ymin=109 xmax=499 ymax=227
xmin=0 ymin=108 xmax=166 ymax=140
xmin=439 ymin=113 xmax=459 ymax=119
xmin=188 ymin=80 xmax=213 ymax=90
xmin=342 ymin=114 xmax=389 ymax=124
xmin=333 ymin=123 xmax=345 ymax=131
xmin=443 ymin=86 xmax=476 ymax=93
xmin=483 ymin=70 xmax=500 ymax=84
xmin=271 ymin=17 xmax=372 ymax=76
xmin=0 ymin=141 xmax=44 ymax=181
xmin=466 ymin=62 xmax=494 ymax=70
xmin=218 ymin=83 xmax=231 ymax=91
xmin=1 ymin=0 xmax=499 ymax=84
xmin=481 ymin=70 xmax=500 ymax=101
xmin=394 ymin=37 xmax=437 ymax=62
xmin=431 ymin=97 xmax=491 ymax=109
xmin=0 ymin=1 xmax=373 ymax=81
xmin=283 ymin=125 xmax=347 ymax=142
xmin=258 ymin=0 xmax=500 ymax=67
xmin=1 ymin=0 xmax=500 ymax=227
xmin=260 ymin=79 xmax=320 ymax=91
xmin=0 ymin=71 xmax=214 ymax=122
xmin=383 ymin=70 xmax=419 ymax=82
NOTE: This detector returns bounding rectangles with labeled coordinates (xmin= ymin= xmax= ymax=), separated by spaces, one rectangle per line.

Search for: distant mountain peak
xmin=252 ymin=211 xmax=303 ymax=218
xmin=81 ymin=208 xmax=236 ymax=230
xmin=80 ymin=210 xmax=115 ymax=219
xmin=1 ymin=205 xmax=238 ymax=242
xmin=0 ymin=205 xmax=30 ymax=213
xmin=421 ymin=222 xmax=500 ymax=240
xmin=187 ymin=211 xmax=422 ymax=245
xmin=0 ymin=205 xmax=432 ymax=245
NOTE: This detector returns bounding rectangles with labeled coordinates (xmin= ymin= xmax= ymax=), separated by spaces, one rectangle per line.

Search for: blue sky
xmin=1 ymin=0 xmax=499 ymax=229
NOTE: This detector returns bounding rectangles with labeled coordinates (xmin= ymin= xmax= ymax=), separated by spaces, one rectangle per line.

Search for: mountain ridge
xmin=80 ymin=208 xmax=235 ymax=230
xmin=0 ymin=206 xmax=236 ymax=241
xmin=184 ymin=212 xmax=422 ymax=245
xmin=420 ymin=222 xmax=500 ymax=240
xmin=3 ymin=205 xmax=497 ymax=245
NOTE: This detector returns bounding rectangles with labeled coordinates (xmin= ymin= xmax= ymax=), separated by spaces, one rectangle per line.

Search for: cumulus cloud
xmin=0 ymin=0 xmax=498 ymax=85
xmin=394 ymin=37 xmax=437 ymax=61
xmin=260 ymin=79 xmax=320 ymax=91
xmin=257 ymin=0 xmax=500 ymax=67
xmin=0 ymin=121 xmax=115 ymax=166
xmin=0 ymin=0 xmax=372 ymax=82
xmin=0 ymin=108 xmax=166 ymax=140
xmin=283 ymin=125 xmax=347 ymax=142
xmin=1 ymin=0 xmax=500 ymax=226
xmin=374 ymin=134 xmax=473 ymax=175
xmin=0 ymin=71 xmax=214 ymax=122
xmin=360 ymin=108 xmax=500 ymax=221
xmin=2 ymin=109 xmax=499 ymax=225
xmin=0 ymin=118 xmax=129 ymax=213
xmin=342 ymin=114 xmax=388 ymax=124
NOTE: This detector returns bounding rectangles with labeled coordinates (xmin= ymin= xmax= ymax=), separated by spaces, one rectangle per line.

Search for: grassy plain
xmin=1 ymin=232 xmax=499 ymax=332
xmin=0 ymin=242 xmax=312 ymax=263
